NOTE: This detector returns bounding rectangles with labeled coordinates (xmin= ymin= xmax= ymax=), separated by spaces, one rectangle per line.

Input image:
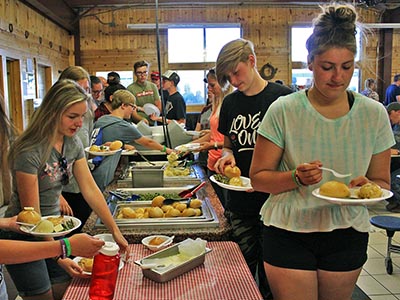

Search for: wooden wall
xmin=79 ymin=5 xmax=382 ymax=86
xmin=0 ymin=1 xmax=397 ymax=128
xmin=0 ymin=0 xmax=73 ymax=128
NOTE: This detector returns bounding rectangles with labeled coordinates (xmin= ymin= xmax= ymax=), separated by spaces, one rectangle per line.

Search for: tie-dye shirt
xmin=257 ymin=90 xmax=395 ymax=232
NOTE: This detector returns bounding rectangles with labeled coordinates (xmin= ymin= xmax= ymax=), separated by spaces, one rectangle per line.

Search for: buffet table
xmin=62 ymin=241 xmax=263 ymax=300
xmin=82 ymin=165 xmax=231 ymax=243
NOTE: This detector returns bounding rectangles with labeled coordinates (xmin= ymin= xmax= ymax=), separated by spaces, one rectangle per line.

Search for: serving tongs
xmin=108 ymin=190 xmax=139 ymax=201
xmin=179 ymin=181 xmax=206 ymax=198
xmin=136 ymin=151 xmax=156 ymax=166
xmin=162 ymin=182 xmax=206 ymax=205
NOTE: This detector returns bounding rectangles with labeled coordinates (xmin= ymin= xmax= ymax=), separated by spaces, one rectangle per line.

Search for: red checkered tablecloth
xmin=62 ymin=241 xmax=263 ymax=300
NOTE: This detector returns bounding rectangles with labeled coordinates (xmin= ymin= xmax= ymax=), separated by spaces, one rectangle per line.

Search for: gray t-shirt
xmin=6 ymin=136 xmax=84 ymax=217
xmin=94 ymin=115 xmax=143 ymax=143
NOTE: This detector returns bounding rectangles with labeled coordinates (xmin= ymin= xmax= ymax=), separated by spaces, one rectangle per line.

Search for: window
xmin=96 ymin=71 xmax=133 ymax=88
xmin=168 ymin=25 xmax=241 ymax=106
xmin=291 ymin=26 xmax=361 ymax=92
xmin=168 ymin=26 xmax=241 ymax=63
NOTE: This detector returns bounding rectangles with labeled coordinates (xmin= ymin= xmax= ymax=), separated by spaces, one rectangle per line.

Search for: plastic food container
xmin=135 ymin=241 xmax=211 ymax=282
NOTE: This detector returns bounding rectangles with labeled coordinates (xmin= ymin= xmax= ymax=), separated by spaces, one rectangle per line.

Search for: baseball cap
xmin=151 ymin=71 xmax=160 ymax=81
xmin=387 ymin=102 xmax=400 ymax=113
xmin=107 ymin=71 xmax=121 ymax=85
xmin=162 ymin=70 xmax=180 ymax=86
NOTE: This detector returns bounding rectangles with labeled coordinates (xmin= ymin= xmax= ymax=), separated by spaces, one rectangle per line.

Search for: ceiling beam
xmin=19 ymin=0 xmax=78 ymax=33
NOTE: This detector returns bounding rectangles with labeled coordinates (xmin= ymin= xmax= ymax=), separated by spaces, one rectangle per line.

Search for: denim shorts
xmin=262 ymin=225 xmax=368 ymax=271
xmin=6 ymin=258 xmax=71 ymax=297
xmin=0 ymin=230 xmax=71 ymax=297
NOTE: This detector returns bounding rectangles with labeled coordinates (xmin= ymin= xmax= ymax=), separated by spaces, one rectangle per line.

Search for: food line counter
xmin=82 ymin=164 xmax=231 ymax=243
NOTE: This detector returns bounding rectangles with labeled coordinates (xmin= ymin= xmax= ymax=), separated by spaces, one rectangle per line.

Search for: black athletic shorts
xmin=262 ymin=225 xmax=368 ymax=271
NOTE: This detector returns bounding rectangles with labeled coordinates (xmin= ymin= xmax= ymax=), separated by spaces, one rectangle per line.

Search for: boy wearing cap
xmin=152 ymin=70 xmax=186 ymax=125
xmin=386 ymin=102 xmax=400 ymax=212
xmin=151 ymin=71 xmax=169 ymax=103
xmin=127 ymin=60 xmax=161 ymax=125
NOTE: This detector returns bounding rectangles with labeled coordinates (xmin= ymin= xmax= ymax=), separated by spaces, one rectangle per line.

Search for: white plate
xmin=210 ymin=175 xmax=253 ymax=192
xmin=175 ymin=143 xmax=201 ymax=152
xmin=185 ymin=131 xmax=201 ymax=137
xmin=121 ymin=149 xmax=138 ymax=156
xmin=73 ymin=257 xmax=124 ymax=275
xmin=312 ymin=188 xmax=393 ymax=205
xmin=143 ymin=103 xmax=160 ymax=117
xmin=85 ymin=147 xmax=121 ymax=156
xmin=20 ymin=215 xmax=81 ymax=237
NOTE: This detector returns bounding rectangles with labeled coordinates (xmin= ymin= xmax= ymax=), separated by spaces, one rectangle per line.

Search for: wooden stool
xmin=370 ymin=215 xmax=400 ymax=274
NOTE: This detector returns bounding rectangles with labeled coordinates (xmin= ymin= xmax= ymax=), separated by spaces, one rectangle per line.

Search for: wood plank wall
xmin=79 ymin=5 xmax=382 ymax=87
xmin=0 ymin=0 xmax=73 ymax=128
xmin=0 ymin=1 xmax=396 ymax=128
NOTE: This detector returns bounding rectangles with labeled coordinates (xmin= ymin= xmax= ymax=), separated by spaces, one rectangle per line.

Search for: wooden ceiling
xmin=19 ymin=0 xmax=400 ymax=32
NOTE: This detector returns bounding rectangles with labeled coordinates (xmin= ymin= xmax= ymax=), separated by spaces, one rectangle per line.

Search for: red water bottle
xmin=89 ymin=241 xmax=120 ymax=300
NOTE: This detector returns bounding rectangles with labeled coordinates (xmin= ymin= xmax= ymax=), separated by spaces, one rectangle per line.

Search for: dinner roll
xmin=149 ymin=207 xmax=164 ymax=218
xmin=109 ymin=140 xmax=123 ymax=151
xmin=319 ymin=181 xmax=350 ymax=198
xmin=17 ymin=207 xmax=41 ymax=225
xmin=78 ymin=258 xmax=94 ymax=273
xmin=152 ymin=196 xmax=165 ymax=207
xmin=358 ymin=182 xmax=382 ymax=199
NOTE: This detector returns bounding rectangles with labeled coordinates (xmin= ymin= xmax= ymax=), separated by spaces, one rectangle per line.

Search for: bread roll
xmin=152 ymin=196 xmax=165 ymax=207
xmin=189 ymin=199 xmax=202 ymax=209
xmin=165 ymin=208 xmax=181 ymax=217
xmin=17 ymin=207 xmax=41 ymax=224
xmin=319 ymin=181 xmax=350 ymax=198
xmin=224 ymin=165 xmax=241 ymax=179
xmin=229 ymin=176 xmax=243 ymax=187
xmin=78 ymin=258 xmax=94 ymax=273
xmin=149 ymin=236 xmax=166 ymax=246
xmin=358 ymin=182 xmax=382 ymax=199
xmin=109 ymin=140 xmax=123 ymax=151
xmin=149 ymin=207 xmax=164 ymax=218
xmin=182 ymin=208 xmax=196 ymax=217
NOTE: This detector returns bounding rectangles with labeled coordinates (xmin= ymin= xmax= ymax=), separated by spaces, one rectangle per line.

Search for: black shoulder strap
xmin=347 ymin=90 xmax=355 ymax=109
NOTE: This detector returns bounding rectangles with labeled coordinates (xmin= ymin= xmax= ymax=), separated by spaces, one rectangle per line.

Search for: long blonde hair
xmin=9 ymin=80 xmax=89 ymax=169
xmin=0 ymin=96 xmax=16 ymax=204
xmin=59 ymin=66 xmax=94 ymax=117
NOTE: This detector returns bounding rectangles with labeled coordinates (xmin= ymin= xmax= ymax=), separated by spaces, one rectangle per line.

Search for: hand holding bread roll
xmin=319 ymin=181 xmax=350 ymax=198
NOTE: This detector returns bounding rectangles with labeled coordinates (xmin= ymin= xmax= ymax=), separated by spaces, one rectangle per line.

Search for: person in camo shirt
xmin=127 ymin=60 xmax=161 ymax=126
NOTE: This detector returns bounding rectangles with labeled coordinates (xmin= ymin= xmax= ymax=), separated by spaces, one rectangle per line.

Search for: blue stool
xmin=370 ymin=215 xmax=400 ymax=274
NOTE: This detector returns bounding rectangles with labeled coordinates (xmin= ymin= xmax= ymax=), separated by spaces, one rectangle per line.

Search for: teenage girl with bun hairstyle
xmin=250 ymin=3 xmax=394 ymax=300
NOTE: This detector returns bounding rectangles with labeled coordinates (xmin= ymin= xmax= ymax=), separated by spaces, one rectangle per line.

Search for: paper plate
xmin=143 ymin=103 xmax=160 ymax=117
xmin=210 ymin=175 xmax=253 ymax=192
xmin=20 ymin=215 xmax=81 ymax=237
xmin=85 ymin=147 xmax=121 ymax=156
xmin=73 ymin=257 xmax=124 ymax=275
xmin=312 ymin=188 xmax=393 ymax=205
xmin=175 ymin=143 xmax=201 ymax=152
xmin=185 ymin=131 xmax=201 ymax=137
xmin=121 ymin=149 xmax=138 ymax=156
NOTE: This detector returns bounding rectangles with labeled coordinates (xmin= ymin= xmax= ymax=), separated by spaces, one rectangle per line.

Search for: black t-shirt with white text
xmin=218 ymin=81 xmax=293 ymax=216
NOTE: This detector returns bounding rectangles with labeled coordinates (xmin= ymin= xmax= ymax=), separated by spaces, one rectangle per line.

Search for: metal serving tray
xmin=117 ymin=161 xmax=201 ymax=188
xmin=96 ymin=187 xmax=219 ymax=229
xmin=135 ymin=242 xmax=212 ymax=283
